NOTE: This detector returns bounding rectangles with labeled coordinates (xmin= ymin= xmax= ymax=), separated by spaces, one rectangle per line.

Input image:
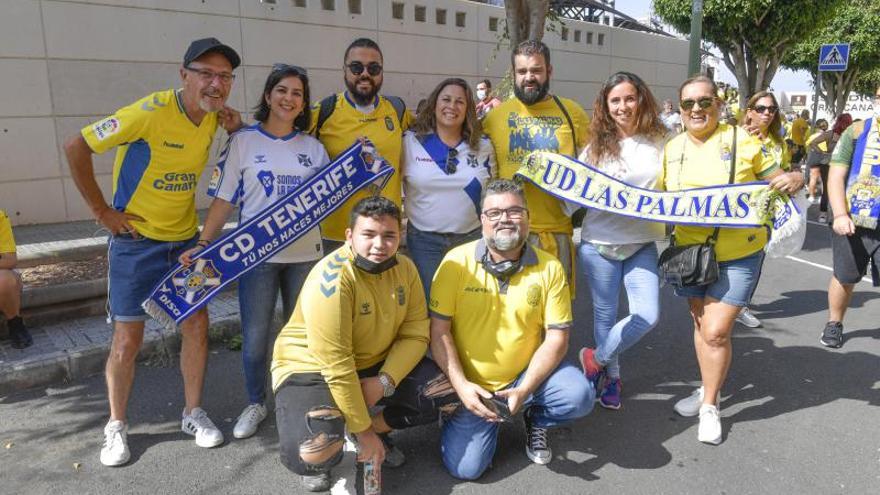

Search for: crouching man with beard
xmin=428 ymin=180 xmax=595 ymax=480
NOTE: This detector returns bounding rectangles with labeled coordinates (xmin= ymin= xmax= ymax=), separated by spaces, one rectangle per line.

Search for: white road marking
xmin=784 ymin=255 xmax=872 ymax=284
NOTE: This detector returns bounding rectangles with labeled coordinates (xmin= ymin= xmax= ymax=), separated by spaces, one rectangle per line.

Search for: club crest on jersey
xmin=360 ymin=302 xmax=372 ymax=315
xmin=257 ymin=170 xmax=275 ymax=197
xmin=467 ymin=154 xmax=478 ymax=168
xmin=172 ymin=259 xmax=222 ymax=305
xmin=720 ymin=144 xmax=732 ymax=162
xmin=297 ymin=153 xmax=313 ymax=168
xmin=93 ymin=118 xmax=120 ymax=141
xmin=385 ymin=116 xmax=394 ymax=131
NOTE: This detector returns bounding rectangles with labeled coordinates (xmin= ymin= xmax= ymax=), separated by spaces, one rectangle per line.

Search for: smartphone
xmin=480 ymin=394 xmax=512 ymax=421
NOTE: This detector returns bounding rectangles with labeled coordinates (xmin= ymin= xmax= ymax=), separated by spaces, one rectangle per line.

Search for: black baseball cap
xmin=183 ymin=37 xmax=241 ymax=69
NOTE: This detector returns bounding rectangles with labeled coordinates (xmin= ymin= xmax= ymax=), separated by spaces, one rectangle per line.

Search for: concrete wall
xmin=0 ymin=0 xmax=688 ymax=226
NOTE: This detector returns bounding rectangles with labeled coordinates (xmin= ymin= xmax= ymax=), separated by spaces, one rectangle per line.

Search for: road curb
xmin=0 ymin=314 xmax=241 ymax=396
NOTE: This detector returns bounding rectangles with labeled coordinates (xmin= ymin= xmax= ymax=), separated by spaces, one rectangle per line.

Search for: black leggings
xmin=275 ymin=358 xmax=457 ymax=475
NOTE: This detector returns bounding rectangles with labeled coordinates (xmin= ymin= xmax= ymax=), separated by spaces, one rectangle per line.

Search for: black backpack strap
xmin=314 ymin=94 xmax=338 ymax=140
xmin=384 ymin=95 xmax=407 ymax=126
xmin=552 ymin=95 xmax=578 ymax=155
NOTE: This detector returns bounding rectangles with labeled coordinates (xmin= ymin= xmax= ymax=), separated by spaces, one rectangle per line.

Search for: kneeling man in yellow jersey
xmin=271 ymin=196 xmax=457 ymax=492
xmin=429 ymin=180 xmax=595 ymax=480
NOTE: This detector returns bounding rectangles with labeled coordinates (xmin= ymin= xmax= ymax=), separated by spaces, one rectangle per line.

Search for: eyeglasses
xmin=445 ymin=148 xmax=458 ymax=175
xmin=346 ymin=61 xmax=383 ymax=76
xmin=481 ymin=207 xmax=528 ymax=222
xmin=751 ymin=105 xmax=778 ymax=114
xmin=184 ymin=66 xmax=235 ymax=84
xmin=680 ymin=97 xmax=714 ymax=111
xmin=272 ymin=63 xmax=308 ymax=75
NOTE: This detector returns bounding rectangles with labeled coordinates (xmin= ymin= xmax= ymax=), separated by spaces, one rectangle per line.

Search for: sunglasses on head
xmin=346 ymin=61 xmax=383 ymax=76
xmin=680 ymin=97 xmax=715 ymax=111
xmin=272 ymin=63 xmax=308 ymax=75
xmin=751 ymin=105 xmax=778 ymax=114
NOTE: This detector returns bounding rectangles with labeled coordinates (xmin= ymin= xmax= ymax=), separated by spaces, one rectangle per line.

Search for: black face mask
xmin=481 ymin=250 xmax=522 ymax=280
xmin=354 ymin=253 xmax=399 ymax=274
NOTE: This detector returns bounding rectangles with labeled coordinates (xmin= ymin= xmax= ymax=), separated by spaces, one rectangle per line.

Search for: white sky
xmin=619 ymin=0 xmax=813 ymax=92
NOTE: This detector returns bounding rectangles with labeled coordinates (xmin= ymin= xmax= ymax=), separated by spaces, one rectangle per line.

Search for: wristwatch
xmin=378 ymin=372 xmax=396 ymax=398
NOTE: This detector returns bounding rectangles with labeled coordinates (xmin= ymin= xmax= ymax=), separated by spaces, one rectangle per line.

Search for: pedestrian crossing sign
xmin=818 ymin=43 xmax=850 ymax=71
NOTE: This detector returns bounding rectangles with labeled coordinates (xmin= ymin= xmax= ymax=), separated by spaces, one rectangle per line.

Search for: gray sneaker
xmin=524 ymin=410 xmax=551 ymax=465
xmin=301 ymin=473 xmax=331 ymax=492
xmin=819 ymin=321 xmax=844 ymax=348
xmin=736 ymin=307 xmax=762 ymax=328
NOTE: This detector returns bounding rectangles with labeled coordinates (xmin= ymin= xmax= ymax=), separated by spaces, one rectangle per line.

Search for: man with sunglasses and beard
xmin=309 ymin=38 xmax=413 ymax=253
xmin=483 ymin=40 xmax=589 ymax=295
xmin=63 ymin=38 xmax=242 ymax=466
xmin=428 ymin=179 xmax=594 ymax=480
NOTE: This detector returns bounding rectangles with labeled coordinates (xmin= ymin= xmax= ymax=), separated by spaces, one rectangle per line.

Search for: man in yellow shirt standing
xmin=271 ymin=197 xmax=456 ymax=492
xmin=790 ymin=109 xmax=810 ymax=164
xmin=309 ymin=38 xmax=413 ymax=253
xmin=64 ymin=38 xmax=242 ymax=466
xmin=429 ymin=180 xmax=594 ymax=480
xmin=483 ymin=40 xmax=589 ymax=290
xmin=0 ymin=210 xmax=32 ymax=349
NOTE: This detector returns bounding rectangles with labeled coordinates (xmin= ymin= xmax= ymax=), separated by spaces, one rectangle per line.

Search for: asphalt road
xmin=2 ymin=219 xmax=879 ymax=495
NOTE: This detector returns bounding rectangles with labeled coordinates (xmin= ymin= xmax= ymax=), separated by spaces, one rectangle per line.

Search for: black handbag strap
xmin=552 ymin=95 xmax=578 ymax=155
xmin=707 ymin=125 xmax=738 ymax=245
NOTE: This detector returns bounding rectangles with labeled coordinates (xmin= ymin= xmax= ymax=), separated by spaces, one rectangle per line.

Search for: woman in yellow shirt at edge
xmin=663 ymin=76 xmax=803 ymax=445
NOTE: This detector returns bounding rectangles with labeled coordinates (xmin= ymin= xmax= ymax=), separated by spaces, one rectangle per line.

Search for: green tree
xmin=853 ymin=67 xmax=880 ymax=97
xmin=783 ymin=2 xmax=880 ymax=117
xmin=654 ymin=0 xmax=842 ymax=107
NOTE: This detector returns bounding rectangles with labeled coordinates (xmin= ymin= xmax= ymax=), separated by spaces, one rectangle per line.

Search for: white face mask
xmin=476 ymin=89 xmax=487 ymax=101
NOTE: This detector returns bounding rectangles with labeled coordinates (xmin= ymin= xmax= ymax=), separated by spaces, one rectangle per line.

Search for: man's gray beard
xmin=199 ymin=97 xmax=224 ymax=113
xmin=486 ymin=229 xmax=524 ymax=251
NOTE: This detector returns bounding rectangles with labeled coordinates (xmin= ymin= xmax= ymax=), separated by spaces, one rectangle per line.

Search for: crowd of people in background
xmin=2 ymin=33 xmax=877 ymax=495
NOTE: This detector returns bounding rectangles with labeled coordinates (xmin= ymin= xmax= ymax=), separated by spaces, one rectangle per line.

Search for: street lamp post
xmin=688 ymin=0 xmax=704 ymax=76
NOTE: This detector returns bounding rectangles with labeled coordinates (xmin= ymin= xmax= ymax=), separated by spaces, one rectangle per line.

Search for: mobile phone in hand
xmin=480 ymin=394 xmax=512 ymax=421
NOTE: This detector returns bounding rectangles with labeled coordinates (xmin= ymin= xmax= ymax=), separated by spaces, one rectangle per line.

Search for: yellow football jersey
xmin=308 ymin=92 xmax=413 ymax=241
xmin=0 ymin=210 xmax=15 ymax=254
xmin=482 ymin=96 xmax=589 ymax=234
xmin=81 ymin=89 xmax=218 ymax=241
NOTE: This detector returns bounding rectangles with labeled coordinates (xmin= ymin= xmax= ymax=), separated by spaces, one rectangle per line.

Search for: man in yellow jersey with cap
xmin=482 ymin=40 xmax=589 ymax=293
xmin=64 ymin=37 xmax=242 ymax=467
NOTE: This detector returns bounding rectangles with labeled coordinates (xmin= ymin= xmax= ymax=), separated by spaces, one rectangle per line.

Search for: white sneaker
xmin=736 ymin=307 xmax=762 ymax=328
xmin=100 ymin=419 xmax=130 ymax=467
xmin=233 ymin=403 xmax=268 ymax=439
xmin=181 ymin=407 xmax=224 ymax=448
xmin=697 ymin=404 xmax=722 ymax=445
xmin=673 ymin=386 xmax=721 ymax=417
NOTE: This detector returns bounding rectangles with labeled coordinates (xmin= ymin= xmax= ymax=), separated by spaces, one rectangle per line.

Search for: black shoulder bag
xmin=658 ymin=127 xmax=737 ymax=287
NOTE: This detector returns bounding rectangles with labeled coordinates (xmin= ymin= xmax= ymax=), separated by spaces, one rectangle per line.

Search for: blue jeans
xmin=578 ymin=242 xmax=660 ymax=378
xmin=406 ymin=224 xmax=480 ymax=298
xmin=237 ymin=261 xmax=314 ymax=405
xmin=440 ymin=362 xmax=595 ymax=480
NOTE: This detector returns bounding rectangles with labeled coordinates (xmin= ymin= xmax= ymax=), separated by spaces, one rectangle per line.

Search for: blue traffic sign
xmin=818 ymin=43 xmax=850 ymax=71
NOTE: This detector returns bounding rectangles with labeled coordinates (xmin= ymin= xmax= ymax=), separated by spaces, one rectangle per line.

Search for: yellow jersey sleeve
xmin=81 ymin=96 xmax=152 ymax=154
xmin=741 ymin=133 xmax=779 ymax=179
xmin=428 ymin=251 xmax=462 ymax=319
xmin=543 ymin=259 xmax=573 ymax=329
xmin=0 ymin=210 xmax=15 ymax=254
xmin=566 ymin=98 xmax=590 ymax=155
xmin=379 ymin=258 xmax=430 ymax=386
xmin=301 ymin=262 xmax=373 ymax=433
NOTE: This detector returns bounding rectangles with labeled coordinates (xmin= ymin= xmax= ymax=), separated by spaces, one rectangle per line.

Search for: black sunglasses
xmin=751 ymin=105 xmax=778 ymax=114
xmin=272 ymin=63 xmax=308 ymax=75
xmin=680 ymin=97 xmax=715 ymax=111
xmin=346 ymin=61 xmax=383 ymax=76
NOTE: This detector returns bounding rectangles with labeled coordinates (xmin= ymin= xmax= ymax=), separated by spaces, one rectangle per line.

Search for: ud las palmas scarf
xmin=846 ymin=117 xmax=880 ymax=229
xmin=517 ymin=151 xmax=802 ymax=246
xmin=143 ymin=140 xmax=393 ymax=328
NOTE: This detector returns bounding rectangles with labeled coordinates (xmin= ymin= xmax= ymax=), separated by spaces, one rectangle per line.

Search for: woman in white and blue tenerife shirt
xmin=179 ymin=65 xmax=329 ymax=441
xmin=402 ymin=78 xmax=496 ymax=297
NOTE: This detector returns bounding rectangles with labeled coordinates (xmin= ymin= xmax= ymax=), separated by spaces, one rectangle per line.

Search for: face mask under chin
xmin=354 ymin=253 xmax=399 ymax=274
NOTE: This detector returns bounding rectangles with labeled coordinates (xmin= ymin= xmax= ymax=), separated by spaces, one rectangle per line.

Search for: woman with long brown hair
xmin=402 ymin=78 xmax=496 ymax=297
xmin=577 ymin=71 xmax=669 ymax=410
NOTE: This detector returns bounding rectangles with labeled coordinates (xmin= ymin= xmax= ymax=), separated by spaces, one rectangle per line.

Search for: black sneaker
xmin=524 ymin=409 xmax=551 ymax=465
xmin=8 ymin=316 xmax=33 ymax=349
xmin=301 ymin=472 xmax=331 ymax=492
xmin=379 ymin=432 xmax=405 ymax=468
xmin=819 ymin=321 xmax=844 ymax=348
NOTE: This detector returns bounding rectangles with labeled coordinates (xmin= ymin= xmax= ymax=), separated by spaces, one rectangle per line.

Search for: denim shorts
xmin=108 ymin=233 xmax=198 ymax=321
xmin=673 ymin=250 xmax=765 ymax=307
